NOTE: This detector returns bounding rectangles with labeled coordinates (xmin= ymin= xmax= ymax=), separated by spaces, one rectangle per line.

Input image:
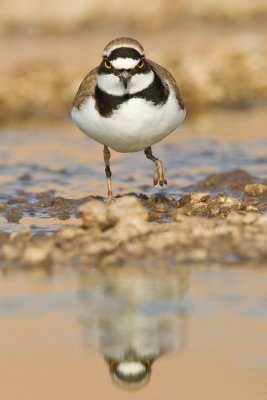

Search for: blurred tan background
xmin=0 ymin=0 xmax=266 ymax=124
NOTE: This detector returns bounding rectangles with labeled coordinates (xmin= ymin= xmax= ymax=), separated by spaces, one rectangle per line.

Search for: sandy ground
xmin=1 ymin=0 xmax=267 ymax=34
xmin=1 ymin=24 xmax=266 ymax=73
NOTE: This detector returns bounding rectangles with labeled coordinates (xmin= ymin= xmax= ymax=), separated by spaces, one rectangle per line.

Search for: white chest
xmin=72 ymin=87 xmax=185 ymax=153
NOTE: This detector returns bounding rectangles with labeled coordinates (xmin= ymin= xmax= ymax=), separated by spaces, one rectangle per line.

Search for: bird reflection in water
xmin=79 ymin=262 xmax=189 ymax=390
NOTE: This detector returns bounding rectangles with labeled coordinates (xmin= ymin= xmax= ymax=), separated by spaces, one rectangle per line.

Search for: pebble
xmin=244 ymin=183 xmax=267 ymax=196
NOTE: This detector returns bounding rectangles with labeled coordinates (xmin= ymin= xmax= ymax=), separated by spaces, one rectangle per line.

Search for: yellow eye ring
xmin=138 ymin=59 xmax=145 ymax=69
xmin=104 ymin=59 xmax=112 ymax=69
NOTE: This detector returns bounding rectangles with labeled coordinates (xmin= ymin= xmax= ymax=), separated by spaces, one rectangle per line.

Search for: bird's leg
xmin=103 ymin=145 xmax=113 ymax=198
xmin=144 ymin=146 xmax=167 ymax=186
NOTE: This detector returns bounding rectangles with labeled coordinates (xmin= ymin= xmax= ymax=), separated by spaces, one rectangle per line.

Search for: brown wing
xmin=73 ymin=67 xmax=98 ymax=109
xmin=147 ymin=59 xmax=185 ymax=110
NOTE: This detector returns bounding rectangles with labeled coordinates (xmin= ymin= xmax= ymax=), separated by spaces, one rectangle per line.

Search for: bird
xmin=79 ymin=261 xmax=187 ymax=390
xmin=71 ymin=37 xmax=186 ymax=199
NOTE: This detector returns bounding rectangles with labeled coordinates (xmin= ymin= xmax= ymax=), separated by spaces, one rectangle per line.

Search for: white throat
xmin=97 ymin=70 xmax=154 ymax=96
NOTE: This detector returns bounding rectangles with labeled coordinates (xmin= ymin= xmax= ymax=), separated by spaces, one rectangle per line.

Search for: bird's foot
xmin=153 ymin=160 xmax=167 ymax=186
xmin=106 ymin=195 xmax=116 ymax=205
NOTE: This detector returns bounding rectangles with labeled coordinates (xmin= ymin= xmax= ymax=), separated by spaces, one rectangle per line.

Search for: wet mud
xmin=1 ymin=168 xmax=267 ymax=224
xmin=2 ymin=191 xmax=102 ymax=223
xmin=1 ymin=169 xmax=267 ymax=270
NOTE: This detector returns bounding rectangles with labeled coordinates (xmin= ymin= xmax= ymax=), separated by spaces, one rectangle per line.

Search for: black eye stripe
xmin=108 ymin=47 xmax=142 ymax=61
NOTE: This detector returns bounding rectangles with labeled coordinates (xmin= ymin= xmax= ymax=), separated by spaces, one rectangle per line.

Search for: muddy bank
xmin=1 ymin=169 xmax=267 ymax=224
xmin=1 ymin=191 xmax=102 ymax=223
xmin=1 ymin=169 xmax=267 ymax=270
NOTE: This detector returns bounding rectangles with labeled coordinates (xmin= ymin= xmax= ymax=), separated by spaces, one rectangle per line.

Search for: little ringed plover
xmin=72 ymin=37 xmax=186 ymax=199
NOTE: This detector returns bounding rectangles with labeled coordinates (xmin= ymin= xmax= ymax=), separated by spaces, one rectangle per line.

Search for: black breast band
xmin=94 ymin=73 xmax=169 ymax=118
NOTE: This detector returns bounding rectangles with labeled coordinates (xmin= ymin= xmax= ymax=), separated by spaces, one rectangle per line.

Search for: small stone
xmin=108 ymin=196 xmax=148 ymax=223
xmin=108 ymin=197 xmax=150 ymax=240
xmin=79 ymin=199 xmax=114 ymax=230
xmin=19 ymin=173 xmax=32 ymax=181
xmin=225 ymin=197 xmax=241 ymax=207
xmin=244 ymin=183 xmax=267 ymax=196
xmin=209 ymin=206 xmax=221 ymax=216
xmin=10 ymin=228 xmax=32 ymax=241
xmin=242 ymin=213 xmax=258 ymax=224
xmin=2 ymin=244 xmax=21 ymax=262
xmin=246 ymin=205 xmax=258 ymax=212
xmin=178 ymin=193 xmax=210 ymax=207
xmin=216 ymin=193 xmax=227 ymax=204
xmin=0 ymin=202 xmax=6 ymax=212
xmin=85 ymin=240 xmax=115 ymax=256
xmin=193 ymin=203 xmax=207 ymax=212
xmin=56 ymin=226 xmax=83 ymax=240
xmin=5 ymin=208 xmax=22 ymax=223
xmin=23 ymin=244 xmax=52 ymax=266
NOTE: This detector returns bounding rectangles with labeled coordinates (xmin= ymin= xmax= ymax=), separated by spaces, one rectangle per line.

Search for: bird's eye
xmin=104 ymin=59 xmax=112 ymax=69
xmin=138 ymin=59 xmax=145 ymax=69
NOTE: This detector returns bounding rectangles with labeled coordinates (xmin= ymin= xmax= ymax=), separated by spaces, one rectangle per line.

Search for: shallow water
xmin=0 ymin=264 xmax=267 ymax=399
xmin=0 ymin=109 xmax=267 ymax=233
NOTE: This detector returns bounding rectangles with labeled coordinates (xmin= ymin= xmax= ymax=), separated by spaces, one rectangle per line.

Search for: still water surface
xmin=0 ymin=264 xmax=267 ymax=399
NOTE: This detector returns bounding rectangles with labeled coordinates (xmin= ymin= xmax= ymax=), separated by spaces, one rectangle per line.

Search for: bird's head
xmin=97 ymin=37 xmax=154 ymax=96
xmin=106 ymin=348 xmax=154 ymax=391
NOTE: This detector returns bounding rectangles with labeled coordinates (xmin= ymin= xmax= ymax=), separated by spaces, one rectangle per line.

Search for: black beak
xmin=120 ymin=71 xmax=131 ymax=90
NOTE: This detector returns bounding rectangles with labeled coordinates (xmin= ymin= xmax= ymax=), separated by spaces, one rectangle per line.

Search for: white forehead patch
xmin=117 ymin=362 xmax=146 ymax=377
xmin=111 ymin=57 xmax=139 ymax=69
xmin=103 ymin=44 xmax=144 ymax=58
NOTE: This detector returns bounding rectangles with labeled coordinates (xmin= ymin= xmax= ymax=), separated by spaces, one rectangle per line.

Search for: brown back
xmin=73 ymin=67 xmax=98 ymax=109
